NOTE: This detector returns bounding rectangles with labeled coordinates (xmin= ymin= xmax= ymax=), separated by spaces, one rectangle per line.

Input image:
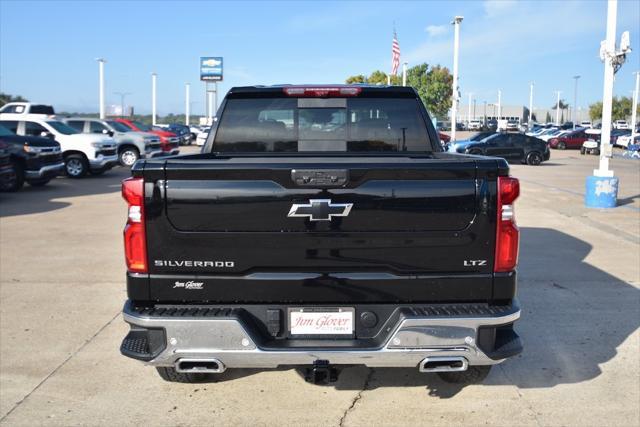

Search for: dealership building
xmin=456 ymin=103 xmax=588 ymax=124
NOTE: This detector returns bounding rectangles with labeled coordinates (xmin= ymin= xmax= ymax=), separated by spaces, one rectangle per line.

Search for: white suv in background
xmin=0 ymin=115 xmax=118 ymax=178
xmin=614 ymin=120 xmax=629 ymax=130
xmin=0 ymin=102 xmax=56 ymax=116
xmin=468 ymin=119 xmax=482 ymax=130
xmin=63 ymin=118 xmax=162 ymax=167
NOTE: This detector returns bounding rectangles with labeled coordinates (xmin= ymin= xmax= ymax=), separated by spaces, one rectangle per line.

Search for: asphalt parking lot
xmin=1 ymin=147 xmax=638 ymax=426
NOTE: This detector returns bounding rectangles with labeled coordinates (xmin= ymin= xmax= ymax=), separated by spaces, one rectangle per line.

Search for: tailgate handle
xmin=291 ymin=169 xmax=349 ymax=187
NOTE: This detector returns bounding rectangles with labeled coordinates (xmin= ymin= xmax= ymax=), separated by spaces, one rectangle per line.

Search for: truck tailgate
xmin=142 ymin=155 xmax=500 ymax=303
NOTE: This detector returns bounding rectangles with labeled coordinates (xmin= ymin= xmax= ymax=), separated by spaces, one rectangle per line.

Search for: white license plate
xmin=289 ymin=308 xmax=354 ymax=335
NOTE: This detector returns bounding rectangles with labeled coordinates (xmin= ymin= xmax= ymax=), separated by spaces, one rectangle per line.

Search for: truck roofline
xmin=227 ymin=84 xmax=419 ymax=98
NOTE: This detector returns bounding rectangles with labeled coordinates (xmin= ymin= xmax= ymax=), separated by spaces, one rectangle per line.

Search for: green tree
xmin=551 ymin=99 xmax=569 ymax=110
xmin=345 ymin=63 xmax=453 ymax=119
xmin=588 ymin=96 xmax=638 ymax=122
xmin=0 ymin=93 xmax=28 ymax=107
xmin=589 ymin=101 xmax=603 ymax=121
xmin=345 ymin=74 xmax=367 ymax=84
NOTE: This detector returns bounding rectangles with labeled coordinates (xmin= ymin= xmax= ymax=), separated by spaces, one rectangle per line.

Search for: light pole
xmin=151 ymin=73 xmax=157 ymax=126
xmin=585 ymin=0 xmax=631 ymax=208
xmin=631 ymin=71 xmax=639 ymax=140
xmin=450 ymin=16 xmax=463 ymax=142
xmin=483 ymin=100 xmax=487 ymax=126
xmin=555 ymin=91 xmax=562 ymax=125
xmin=473 ymin=99 xmax=476 ymax=120
xmin=402 ymin=62 xmax=408 ymax=87
xmin=185 ymin=83 xmax=190 ymax=126
xmin=573 ymin=75 xmax=581 ymax=128
xmin=528 ymin=82 xmax=534 ymax=126
xmin=96 ymin=58 xmax=106 ymax=119
xmin=497 ymin=90 xmax=502 ymax=119
xmin=467 ymin=92 xmax=473 ymax=126
xmin=113 ymin=91 xmax=131 ymax=117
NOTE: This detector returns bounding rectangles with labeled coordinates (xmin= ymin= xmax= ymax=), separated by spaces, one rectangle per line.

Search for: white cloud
xmin=483 ymin=0 xmax=517 ymax=18
xmin=425 ymin=25 xmax=447 ymax=37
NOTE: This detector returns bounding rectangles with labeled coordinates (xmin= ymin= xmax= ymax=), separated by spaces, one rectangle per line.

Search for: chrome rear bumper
xmin=121 ymin=301 xmax=521 ymax=369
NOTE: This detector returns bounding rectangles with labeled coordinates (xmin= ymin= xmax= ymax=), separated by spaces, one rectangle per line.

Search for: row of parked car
xmin=443 ymin=123 xmax=639 ymax=167
xmin=445 ymin=131 xmax=550 ymax=165
xmin=0 ymin=102 xmax=190 ymax=191
xmin=526 ymin=123 xmax=638 ymax=152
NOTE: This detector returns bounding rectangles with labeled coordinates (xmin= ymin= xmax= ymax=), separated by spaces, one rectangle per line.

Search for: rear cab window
xmin=213 ymin=91 xmax=434 ymax=154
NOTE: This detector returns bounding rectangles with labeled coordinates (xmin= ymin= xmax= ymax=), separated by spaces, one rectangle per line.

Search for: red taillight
xmin=283 ymin=86 xmax=362 ymax=97
xmin=495 ymin=176 xmax=520 ymax=272
xmin=122 ymin=177 xmax=147 ymax=273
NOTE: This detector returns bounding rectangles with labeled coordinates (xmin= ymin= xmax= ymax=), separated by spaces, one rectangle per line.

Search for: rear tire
xmin=156 ymin=367 xmax=213 ymax=383
xmin=557 ymin=141 xmax=566 ymax=150
xmin=64 ymin=154 xmax=88 ymax=178
xmin=525 ymin=151 xmax=542 ymax=165
xmin=468 ymin=149 xmax=483 ymax=155
xmin=1 ymin=160 xmax=24 ymax=192
xmin=580 ymin=147 xmax=586 ymax=155
xmin=437 ymin=365 xmax=492 ymax=384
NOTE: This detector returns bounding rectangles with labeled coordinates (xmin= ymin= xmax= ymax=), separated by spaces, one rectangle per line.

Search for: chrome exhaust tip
xmin=419 ymin=356 xmax=468 ymax=373
xmin=175 ymin=358 xmax=226 ymax=374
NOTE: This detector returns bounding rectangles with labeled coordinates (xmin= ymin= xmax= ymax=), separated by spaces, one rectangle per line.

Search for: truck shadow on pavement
xmin=0 ymin=167 xmax=128 ymax=218
xmin=202 ymin=227 xmax=639 ymax=398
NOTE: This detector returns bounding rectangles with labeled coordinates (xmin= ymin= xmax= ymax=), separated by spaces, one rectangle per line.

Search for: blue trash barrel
xmin=585 ymin=176 xmax=619 ymax=208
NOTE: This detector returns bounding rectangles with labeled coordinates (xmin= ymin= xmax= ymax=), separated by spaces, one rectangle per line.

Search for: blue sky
xmin=1 ymin=0 xmax=639 ymax=116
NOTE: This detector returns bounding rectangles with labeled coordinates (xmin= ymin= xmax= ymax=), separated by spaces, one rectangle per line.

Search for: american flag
xmin=391 ymin=31 xmax=401 ymax=76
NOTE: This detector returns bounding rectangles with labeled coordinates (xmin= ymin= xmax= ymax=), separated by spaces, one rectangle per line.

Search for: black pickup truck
xmin=0 ymin=124 xmax=64 ymax=191
xmin=120 ymin=85 xmax=522 ymax=385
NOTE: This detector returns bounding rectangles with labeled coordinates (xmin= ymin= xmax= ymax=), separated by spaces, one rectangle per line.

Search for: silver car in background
xmin=64 ymin=118 xmax=163 ymax=166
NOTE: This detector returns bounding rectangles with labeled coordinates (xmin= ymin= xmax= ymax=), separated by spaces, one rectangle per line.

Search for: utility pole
xmin=631 ymin=71 xmax=639 ymax=140
xmin=585 ymin=0 xmax=631 ymax=208
xmin=497 ymin=90 xmax=502 ymax=119
xmin=113 ymin=91 xmax=131 ymax=117
xmin=96 ymin=58 xmax=106 ymax=119
xmin=207 ymin=89 xmax=214 ymax=124
xmin=185 ymin=83 xmax=190 ymax=126
xmin=450 ymin=16 xmax=463 ymax=142
xmin=528 ymin=82 xmax=534 ymax=126
xmin=467 ymin=92 xmax=473 ymax=126
xmin=473 ymin=99 xmax=476 ymax=120
xmin=573 ymin=75 xmax=581 ymax=129
xmin=402 ymin=62 xmax=408 ymax=87
xmin=151 ymin=73 xmax=157 ymax=126
xmin=555 ymin=91 xmax=562 ymax=125
xmin=483 ymin=100 xmax=487 ymax=126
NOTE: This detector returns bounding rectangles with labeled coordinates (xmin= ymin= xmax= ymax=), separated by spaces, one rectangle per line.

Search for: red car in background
xmin=548 ymin=129 xmax=588 ymax=149
xmin=115 ymin=119 xmax=180 ymax=155
xmin=438 ymin=132 xmax=451 ymax=145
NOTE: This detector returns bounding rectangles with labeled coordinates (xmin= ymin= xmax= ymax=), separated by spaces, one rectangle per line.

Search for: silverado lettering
xmin=154 ymin=260 xmax=235 ymax=268
xmin=120 ymin=85 xmax=523 ymax=385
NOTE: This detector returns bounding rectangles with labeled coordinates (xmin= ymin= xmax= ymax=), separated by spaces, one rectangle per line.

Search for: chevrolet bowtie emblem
xmin=288 ymin=199 xmax=353 ymax=221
